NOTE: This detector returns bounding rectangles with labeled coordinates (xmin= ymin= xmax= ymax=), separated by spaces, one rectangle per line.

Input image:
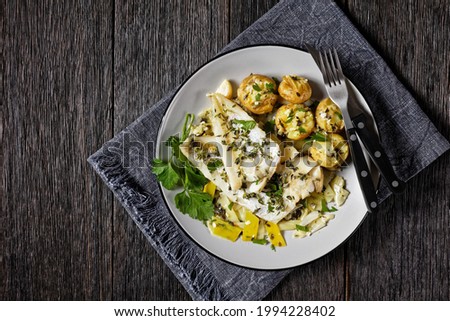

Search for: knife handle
xmin=352 ymin=113 xmax=406 ymax=194
xmin=347 ymin=127 xmax=379 ymax=213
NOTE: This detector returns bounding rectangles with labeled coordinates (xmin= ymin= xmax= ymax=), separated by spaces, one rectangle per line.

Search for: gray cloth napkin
xmin=88 ymin=0 xmax=450 ymax=300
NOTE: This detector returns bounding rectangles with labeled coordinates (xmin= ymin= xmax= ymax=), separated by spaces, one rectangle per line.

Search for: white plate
xmin=156 ymin=45 xmax=379 ymax=270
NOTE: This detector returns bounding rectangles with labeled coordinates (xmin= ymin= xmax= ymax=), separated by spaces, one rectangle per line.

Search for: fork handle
xmin=351 ymin=113 xmax=406 ymax=194
xmin=347 ymin=127 xmax=379 ymax=213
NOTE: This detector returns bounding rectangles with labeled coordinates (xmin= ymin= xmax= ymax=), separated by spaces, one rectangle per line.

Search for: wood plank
xmin=229 ymin=0 xmax=281 ymax=40
xmin=2 ymin=0 xmax=114 ymax=299
xmin=339 ymin=0 xmax=449 ymax=300
xmin=112 ymin=0 xmax=229 ymax=300
xmin=2 ymin=0 xmax=447 ymax=301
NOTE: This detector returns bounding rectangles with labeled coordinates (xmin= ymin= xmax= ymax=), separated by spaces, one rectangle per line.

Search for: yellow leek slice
xmin=265 ymin=221 xmax=286 ymax=247
xmin=203 ymin=181 xmax=216 ymax=198
xmin=207 ymin=217 xmax=242 ymax=242
xmin=242 ymin=211 xmax=260 ymax=242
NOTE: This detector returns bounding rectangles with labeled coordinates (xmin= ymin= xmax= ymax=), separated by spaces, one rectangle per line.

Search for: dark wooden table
xmin=3 ymin=0 xmax=449 ymax=300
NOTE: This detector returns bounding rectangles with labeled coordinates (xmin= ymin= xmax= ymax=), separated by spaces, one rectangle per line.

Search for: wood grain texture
xmin=338 ymin=0 xmax=450 ymax=300
xmin=229 ymin=0 xmax=281 ymax=40
xmin=2 ymin=1 xmax=114 ymax=299
xmin=112 ymin=0 xmax=229 ymax=300
xmin=2 ymin=0 xmax=448 ymax=301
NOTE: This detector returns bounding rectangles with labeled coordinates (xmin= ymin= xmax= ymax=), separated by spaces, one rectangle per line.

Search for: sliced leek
xmin=265 ymin=221 xmax=286 ymax=247
xmin=207 ymin=217 xmax=242 ymax=242
xmin=203 ymin=181 xmax=216 ymax=198
xmin=242 ymin=211 xmax=260 ymax=242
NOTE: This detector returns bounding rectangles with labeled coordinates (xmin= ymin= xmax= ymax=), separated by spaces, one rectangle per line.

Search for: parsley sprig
xmin=151 ymin=114 xmax=214 ymax=221
xmin=151 ymin=159 xmax=180 ymax=190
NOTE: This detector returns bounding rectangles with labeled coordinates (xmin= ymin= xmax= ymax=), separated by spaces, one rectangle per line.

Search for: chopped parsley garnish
xmin=206 ymin=158 xmax=223 ymax=172
xmin=228 ymin=202 xmax=234 ymax=211
xmin=252 ymin=83 xmax=262 ymax=91
xmin=306 ymin=132 xmax=327 ymax=142
xmin=252 ymin=239 xmax=268 ymax=245
xmin=295 ymin=224 xmax=309 ymax=232
xmin=265 ymin=82 xmax=276 ymax=93
xmin=270 ymin=244 xmax=277 ymax=252
xmin=321 ymin=199 xmax=338 ymax=212
xmin=286 ymin=110 xmax=294 ymax=123
xmin=255 ymin=93 xmax=261 ymax=101
xmin=298 ymin=126 xmax=306 ymax=134
xmin=232 ymin=119 xmax=256 ymax=131
xmin=335 ymin=111 xmax=343 ymax=119
xmin=267 ymin=182 xmax=283 ymax=197
xmin=264 ymin=175 xmax=284 ymax=214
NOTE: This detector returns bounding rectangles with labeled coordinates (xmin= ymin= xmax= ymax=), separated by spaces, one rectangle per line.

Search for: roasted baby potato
xmin=278 ymin=75 xmax=312 ymax=103
xmin=275 ymin=104 xmax=315 ymax=140
xmin=237 ymin=74 xmax=278 ymax=114
xmin=315 ymin=98 xmax=345 ymax=133
xmin=309 ymin=133 xmax=349 ymax=169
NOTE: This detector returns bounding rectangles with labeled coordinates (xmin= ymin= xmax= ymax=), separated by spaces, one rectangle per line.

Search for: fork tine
xmin=327 ymin=50 xmax=339 ymax=84
xmin=332 ymin=48 xmax=342 ymax=72
xmin=332 ymin=48 xmax=344 ymax=82
xmin=322 ymin=50 xmax=336 ymax=86
xmin=318 ymin=52 xmax=330 ymax=86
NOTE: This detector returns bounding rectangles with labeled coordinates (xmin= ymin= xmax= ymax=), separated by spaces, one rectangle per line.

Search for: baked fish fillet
xmin=180 ymin=93 xmax=316 ymax=222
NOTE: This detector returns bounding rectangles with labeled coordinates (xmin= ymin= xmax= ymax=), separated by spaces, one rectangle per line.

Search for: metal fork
xmin=318 ymin=49 xmax=379 ymax=213
xmin=310 ymin=45 xmax=406 ymax=195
